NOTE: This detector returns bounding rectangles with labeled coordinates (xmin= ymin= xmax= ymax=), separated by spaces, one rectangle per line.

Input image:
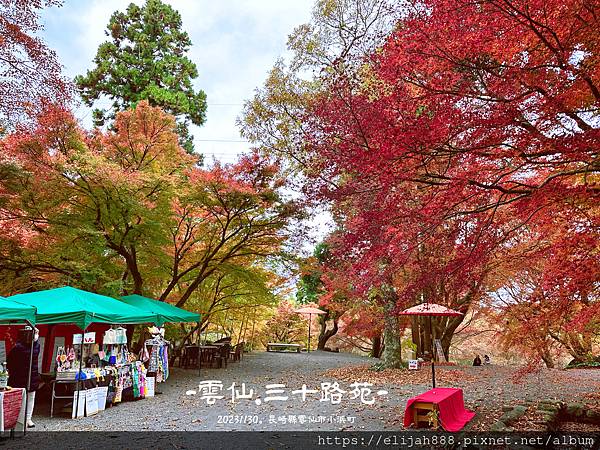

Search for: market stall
xmin=7 ymin=287 xmax=159 ymax=418
xmin=3 ymin=287 xmax=201 ymax=420
xmin=0 ymin=296 xmax=37 ymax=434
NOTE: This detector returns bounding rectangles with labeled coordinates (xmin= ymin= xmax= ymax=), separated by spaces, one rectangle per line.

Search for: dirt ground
xmin=30 ymin=350 xmax=600 ymax=431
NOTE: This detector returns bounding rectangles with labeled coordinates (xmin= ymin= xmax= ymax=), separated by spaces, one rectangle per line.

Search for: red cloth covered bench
xmin=0 ymin=388 xmax=24 ymax=431
xmin=404 ymin=387 xmax=475 ymax=432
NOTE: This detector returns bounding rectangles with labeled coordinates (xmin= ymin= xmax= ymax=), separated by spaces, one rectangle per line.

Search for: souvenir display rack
xmin=53 ymin=325 xmax=161 ymax=418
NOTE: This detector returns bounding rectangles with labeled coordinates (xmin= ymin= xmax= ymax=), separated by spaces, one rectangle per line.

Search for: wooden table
xmin=199 ymin=346 xmax=218 ymax=368
xmin=182 ymin=345 xmax=199 ymax=369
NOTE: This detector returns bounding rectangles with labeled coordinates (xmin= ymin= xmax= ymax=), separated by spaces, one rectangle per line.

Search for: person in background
xmin=7 ymin=327 xmax=40 ymax=428
xmin=484 ymin=354 xmax=491 ymax=365
xmin=472 ymin=354 xmax=482 ymax=366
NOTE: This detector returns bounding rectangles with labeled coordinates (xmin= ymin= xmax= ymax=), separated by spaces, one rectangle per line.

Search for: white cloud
xmin=40 ymin=0 xmax=313 ymax=163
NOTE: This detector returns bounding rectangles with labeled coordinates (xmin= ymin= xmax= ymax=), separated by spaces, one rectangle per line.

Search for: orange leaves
xmin=102 ymin=101 xmax=197 ymax=173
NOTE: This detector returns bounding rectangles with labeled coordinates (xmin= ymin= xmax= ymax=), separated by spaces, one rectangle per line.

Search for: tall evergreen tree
xmin=75 ymin=0 xmax=207 ymax=154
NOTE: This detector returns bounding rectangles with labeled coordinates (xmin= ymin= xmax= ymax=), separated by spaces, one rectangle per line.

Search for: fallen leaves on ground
xmin=322 ymin=365 xmax=476 ymax=385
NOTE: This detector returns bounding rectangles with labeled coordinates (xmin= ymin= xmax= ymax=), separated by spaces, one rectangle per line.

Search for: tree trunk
xmin=550 ymin=330 xmax=595 ymax=363
xmin=541 ymin=348 xmax=555 ymax=368
xmin=566 ymin=332 xmax=593 ymax=361
xmin=440 ymin=315 xmax=465 ymax=360
xmin=317 ymin=313 xmax=339 ymax=350
xmin=410 ymin=319 xmax=420 ymax=358
xmin=381 ymin=286 xmax=402 ymax=368
xmin=371 ymin=334 xmax=382 ymax=358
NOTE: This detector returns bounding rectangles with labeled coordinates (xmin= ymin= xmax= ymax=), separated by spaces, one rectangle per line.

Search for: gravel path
xmin=30 ymin=351 xmax=600 ymax=431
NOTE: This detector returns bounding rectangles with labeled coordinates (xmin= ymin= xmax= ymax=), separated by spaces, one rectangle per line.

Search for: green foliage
xmin=75 ymin=0 xmax=207 ymax=154
xmin=296 ymin=242 xmax=329 ymax=305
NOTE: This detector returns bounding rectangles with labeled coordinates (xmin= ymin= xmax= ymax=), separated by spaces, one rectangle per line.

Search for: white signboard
xmin=96 ymin=386 xmax=108 ymax=411
xmin=408 ymin=359 xmax=419 ymax=370
xmin=73 ymin=332 xmax=96 ymax=344
xmin=146 ymin=376 xmax=155 ymax=397
xmin=72 ymin=391 xmax=85 ymax=419
xmin=85 ymin=388 xmax=99 ymax=416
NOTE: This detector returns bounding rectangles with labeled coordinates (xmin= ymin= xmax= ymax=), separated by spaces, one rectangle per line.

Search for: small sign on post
xmin=408 ymin=359 xmax=419 ymax=370
xmin=73 ymin=332 xmax=96 ymax=344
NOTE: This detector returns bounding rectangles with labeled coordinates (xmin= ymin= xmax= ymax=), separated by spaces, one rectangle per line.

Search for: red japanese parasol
xmin=295 ymin=306 xmax=326 ymax=353
xmin=399 ymin=303 xmax=463 ymax=317
xmin=398 ymin=303 xmax=463 ymax=388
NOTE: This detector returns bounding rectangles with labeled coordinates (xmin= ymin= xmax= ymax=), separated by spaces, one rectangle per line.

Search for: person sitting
xmin=473 ymin=354 xmax=482 ymax=366
xmin=484 ymin=354 xmax=491 ymax=365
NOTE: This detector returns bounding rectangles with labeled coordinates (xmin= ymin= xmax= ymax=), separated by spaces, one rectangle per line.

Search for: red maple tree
xmin=0 ymin=0 xmax=70 ymax=123
xmin=302 ymin=0 xmax=599 ymax=364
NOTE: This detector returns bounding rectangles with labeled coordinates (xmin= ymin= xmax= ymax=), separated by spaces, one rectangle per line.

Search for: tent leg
xmin=75 ymin=329 xmax=85 ymax=418
xmin=197 ymin=321 xmax=201 ymax=377
xmin=23 ymin=320 xmax=35 ymax=435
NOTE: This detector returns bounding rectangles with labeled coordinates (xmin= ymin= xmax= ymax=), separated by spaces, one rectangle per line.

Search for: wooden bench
xmin=266 ymin=343 xmax=303 ymax=353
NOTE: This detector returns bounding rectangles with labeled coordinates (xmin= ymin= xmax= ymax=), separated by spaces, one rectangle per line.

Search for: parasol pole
xmin=307 ymin=313 xmax=312 ymax=353
xmin=429 ymin=315 xmax=436 ymax=388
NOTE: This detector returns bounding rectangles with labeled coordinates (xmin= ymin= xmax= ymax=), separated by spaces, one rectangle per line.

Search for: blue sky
xmin=39 ymin=0 xmax=314 ymax=163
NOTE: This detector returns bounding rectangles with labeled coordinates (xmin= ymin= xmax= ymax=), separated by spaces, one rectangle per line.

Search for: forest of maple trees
xmin=0 ymin=0 xmax=598 ymax=368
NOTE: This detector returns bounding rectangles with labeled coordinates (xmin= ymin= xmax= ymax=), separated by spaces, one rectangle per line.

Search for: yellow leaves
xmin=357 ymin=63 xmax=392 ymax=101
xmin=318 ymin=0 xmax=338 ymax=19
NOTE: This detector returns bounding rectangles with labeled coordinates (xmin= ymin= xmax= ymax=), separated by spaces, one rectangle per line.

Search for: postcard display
xmin=54 ymin=326 xmax=170 ymax=418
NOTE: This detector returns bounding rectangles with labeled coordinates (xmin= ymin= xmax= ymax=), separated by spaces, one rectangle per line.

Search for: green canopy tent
xmin=0 ymin=296 xmax=37 ymax=434
xmin=120 ymin=294 xmax=200 ymax=326
xmin=0 ymin=295 xmax=36 ymax=325
xmin=8 ymin=287 xmax=159 ymax=330
xmin=7 ymin=287 xmax=160 ymax=416
xmin=120 ymin=294 xmax=201 ymax=375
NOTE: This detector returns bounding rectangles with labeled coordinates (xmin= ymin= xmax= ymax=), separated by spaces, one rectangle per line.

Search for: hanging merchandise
xmin=160 ymin=345 xmax=169 ymax=381
xmin=109 ymin=346 xmax=117 ymax=365
xmin=55 ymin=347 xmax=67 ymax=370
xmin=104 ymin=328 xmax=117 ymax=345
xmin=115 ymin=327 xmax=127 ymax=345
xmin=144 ymin=331 xmax=170 ymax=383
xmin=141 ymin=345 xmax=149 ymax=363
xmin=68 ymin=346 xmax=76 ymax=363
xmin=113 ymin=373 xmax=124 ymax=403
